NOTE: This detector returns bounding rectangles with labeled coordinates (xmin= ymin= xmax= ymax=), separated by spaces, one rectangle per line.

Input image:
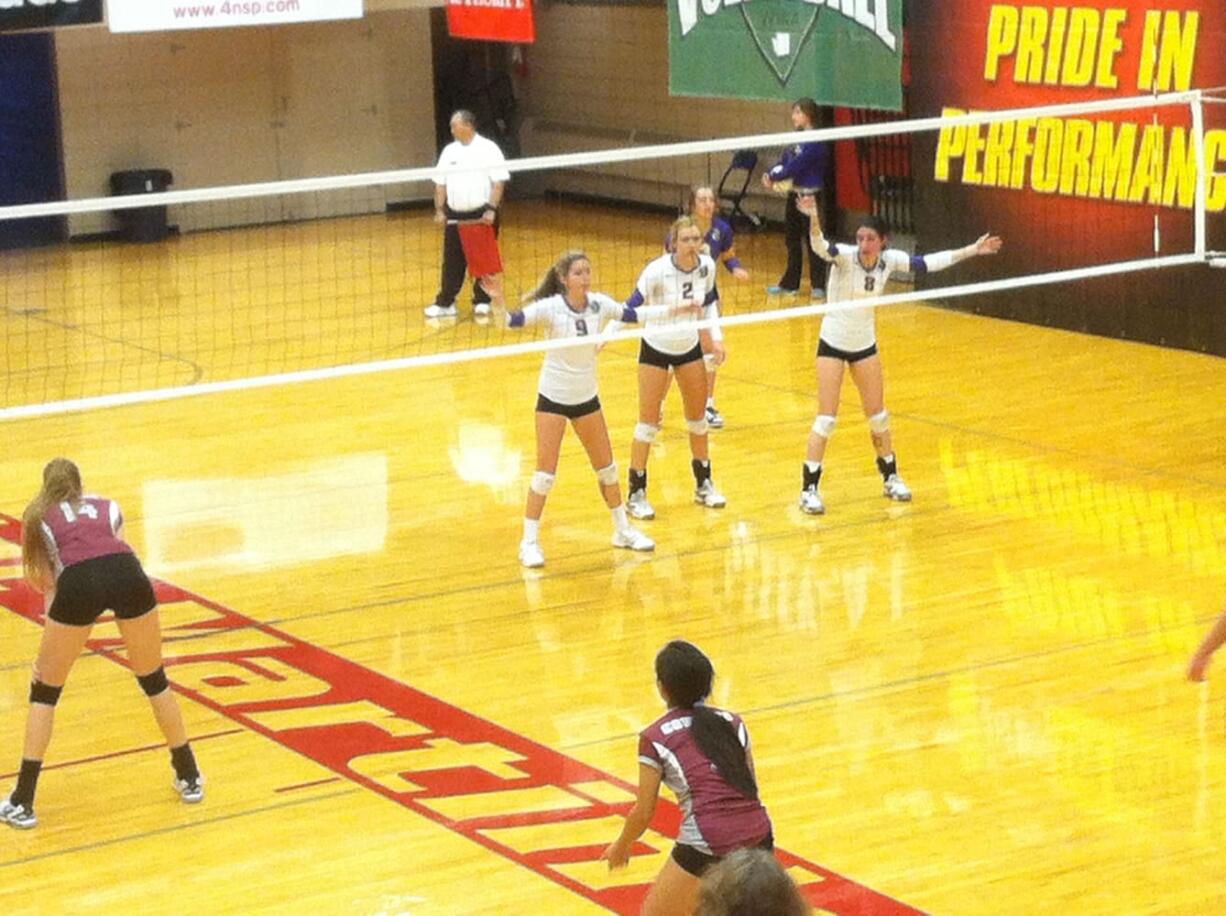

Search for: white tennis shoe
xmin=612 ymin=527 xmax=655 ymax=552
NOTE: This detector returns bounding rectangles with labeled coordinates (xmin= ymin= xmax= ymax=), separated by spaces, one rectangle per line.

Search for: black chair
xmin=716 ymin=149 xmax=764 ymax=229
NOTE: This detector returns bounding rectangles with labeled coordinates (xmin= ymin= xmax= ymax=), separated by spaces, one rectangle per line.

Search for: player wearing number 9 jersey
xmin=795 ymin=197 xmax=1002 ymax=515
xmin=1 ymin=458 xmax=203 ymax=831
xmin=492 ymin=251 xmax=695 ymax=569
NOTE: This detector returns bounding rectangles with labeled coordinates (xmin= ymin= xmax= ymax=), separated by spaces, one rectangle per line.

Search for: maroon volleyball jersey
xmin=638 ymin=706 xmax=772 ymax=856
xmin=40 ymin=496 xmax=131 ymax=574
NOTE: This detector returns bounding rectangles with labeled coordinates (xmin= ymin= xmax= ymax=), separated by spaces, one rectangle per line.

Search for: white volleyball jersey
xmin=518 ymin=292 xmax=627 ymax=404
xmin=816 ymin=245 xmax=917 ymax=352
xmin=634 ymin=253 xmax=720 ymax=355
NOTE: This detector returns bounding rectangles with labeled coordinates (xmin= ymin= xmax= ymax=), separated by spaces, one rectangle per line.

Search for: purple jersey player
xmin=1 ymin=459 xmax=204 ymax=830
xmin=603 ymin=641 xmax=773 ymax=915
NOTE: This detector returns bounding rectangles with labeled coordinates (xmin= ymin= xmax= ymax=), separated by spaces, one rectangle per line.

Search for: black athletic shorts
xmin=671 ymin=831 xmax=774 ymax=878
xmin=639 ymin=339 xmax=704 ymax=370
xmin=48 ymin=552 xmax=157 ymax=627
xmin=817 ymin=339 xmax=878 ymax=363
xmin=536 ymin=393 xmax=601 ymax=419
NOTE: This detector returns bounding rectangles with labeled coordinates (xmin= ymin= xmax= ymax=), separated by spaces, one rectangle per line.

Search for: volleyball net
xmin=0 ymin=88 xmax=1221 ymax=420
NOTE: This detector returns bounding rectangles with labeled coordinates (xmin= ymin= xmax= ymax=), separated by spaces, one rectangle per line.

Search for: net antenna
xmin=0 ymin=89 xmax=1214 ymax=424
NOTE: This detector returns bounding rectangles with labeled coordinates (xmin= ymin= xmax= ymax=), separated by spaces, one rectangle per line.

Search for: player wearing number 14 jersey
xmin=796 ymin=196 xmax=1003 ymax=515
xmin=2 ymin=459 xmax=204 ymax=831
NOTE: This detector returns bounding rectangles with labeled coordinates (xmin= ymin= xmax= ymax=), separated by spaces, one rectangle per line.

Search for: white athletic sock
xmin=523 ymin=518 xmax=540 ymax=543
xmin=706 ymin=398 xmax=715 ymax=409
xmin=611 ymin=505 xmax=630 ymax=532
xmin=805 ymin=460 xmax=821 ymax=473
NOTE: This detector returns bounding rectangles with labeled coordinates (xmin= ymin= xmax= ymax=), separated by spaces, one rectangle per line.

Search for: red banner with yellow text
xmin=446 ymin=0 xmax=535 ymax=44
xmin=909 ymin=2 xmax=1226 ymax=354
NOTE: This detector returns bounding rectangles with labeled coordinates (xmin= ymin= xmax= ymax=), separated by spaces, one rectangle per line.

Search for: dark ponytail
xmin=655 ymin=641 xmax=758 ymax=800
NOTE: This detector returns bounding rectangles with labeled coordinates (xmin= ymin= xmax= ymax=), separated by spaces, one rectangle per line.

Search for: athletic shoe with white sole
xmin=0 ymin=797 xmax=36 ymax=829
xmin=626 ymin=490 xmax=656 ymax=520
xmin=174 ymin=775 xmax=205 ymax=804
xmin=424 ymin=303 xmax=458 ymax=319
xmin=612 ymin=527 xmax=655 ymax=552
xmin=704 ymin=405 xmax=724 ymax=429
xmin=473 ymin=302 xmax=492 ymax=318
xmin=883 ymin=474 xmax=912 ymax=502
xmin=799 ymin=485 xmax=825 ymax=515
xmin=694 ymin=479 xmax=727 ymax=508
xmin=519 ymin=540 xmax=545 ymax=568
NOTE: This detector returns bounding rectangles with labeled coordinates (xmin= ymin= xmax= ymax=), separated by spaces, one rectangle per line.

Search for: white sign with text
xmin=108 ymin=0 xmax=363 ymax=34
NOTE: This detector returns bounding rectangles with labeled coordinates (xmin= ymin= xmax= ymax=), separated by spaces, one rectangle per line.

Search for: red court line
xmin=0 ymin=515 xmax=922 ymax=915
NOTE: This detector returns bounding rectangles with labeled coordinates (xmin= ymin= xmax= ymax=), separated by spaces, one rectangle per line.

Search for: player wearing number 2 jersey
xmin=490 ymin=251 xmax=695 ymax=569
xmin=619 ymin=216 xmax=728 ymax=522
xmin=1 ymin=459 xmax=203 ymax=830
xmin=795 ymin=197 xmax=1003 ymax=515
xmin=665 ymin=186 xmax=751 ymax=431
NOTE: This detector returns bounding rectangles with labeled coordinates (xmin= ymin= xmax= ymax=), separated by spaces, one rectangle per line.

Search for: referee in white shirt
xmin=426 ymin=110 xmax=511 ymax=319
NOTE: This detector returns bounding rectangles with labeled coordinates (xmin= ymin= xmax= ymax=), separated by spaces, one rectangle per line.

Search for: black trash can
xmin=109 ymin=169 xmax=173 ymax=242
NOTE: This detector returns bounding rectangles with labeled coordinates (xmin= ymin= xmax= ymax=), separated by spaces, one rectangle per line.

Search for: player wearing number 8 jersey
xmin=619 ymin=216 xmax=728 ymax=521
xmin=487 ymin=252 xmax=696 ymax=569
xmin=796 ymin=196 xmax=1002 ymax=515
xmin=1 ymin=459 xmax=203 ymax=830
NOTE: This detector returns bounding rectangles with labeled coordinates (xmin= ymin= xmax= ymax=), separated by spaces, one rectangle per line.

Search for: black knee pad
xmin=137 ymin=667 xmax=169 ymax=697
xmin=29 ymin=680 xmax=63 ymax=706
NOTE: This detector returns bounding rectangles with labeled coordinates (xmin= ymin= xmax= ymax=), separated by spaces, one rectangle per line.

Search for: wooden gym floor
xmin=0 ymin=202 xmax=1224 ymax=914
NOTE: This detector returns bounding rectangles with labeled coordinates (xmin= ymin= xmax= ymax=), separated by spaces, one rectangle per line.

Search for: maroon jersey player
xmin=603 ymin=641 xmax=773 ymax=915
xmin=1 ymin=459 xmax=204 ymax=830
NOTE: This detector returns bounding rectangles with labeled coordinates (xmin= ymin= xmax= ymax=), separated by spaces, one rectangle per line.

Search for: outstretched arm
xmin=918 ymin=233 xmax=1003 ymax=272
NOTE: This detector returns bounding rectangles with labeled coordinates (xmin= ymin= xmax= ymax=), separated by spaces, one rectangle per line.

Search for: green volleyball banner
xmin=669 ymin=0 xmax=903 ymax=109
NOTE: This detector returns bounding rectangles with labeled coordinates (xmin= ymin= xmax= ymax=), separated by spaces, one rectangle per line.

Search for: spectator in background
xmin=761 ymin=98 xmax=831 ymax=301
xmin=425 ymin=110 xmax=510 ymax=320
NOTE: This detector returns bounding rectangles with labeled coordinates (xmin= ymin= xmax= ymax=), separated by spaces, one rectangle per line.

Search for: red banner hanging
xmin=446 ymin=0 xmax=535 ymax=44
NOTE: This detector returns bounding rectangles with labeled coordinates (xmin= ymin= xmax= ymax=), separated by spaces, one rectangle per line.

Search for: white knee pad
xmin=703 ymin=353 xmax=717 ymax=371
xmin=634 ymin=422 xmax=660 ymax=444
xmin=686 ymin=417 xmax=709 ymax=437
xmin=868 ymin=409 xmax=890 ymax=434
xmin=530 ymin=471 xmax=555 ymax=495
xmin=811 ymin=414 xmax=837 ymax=438
xmin=595 ymin=462 xmax=618 ymax=487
